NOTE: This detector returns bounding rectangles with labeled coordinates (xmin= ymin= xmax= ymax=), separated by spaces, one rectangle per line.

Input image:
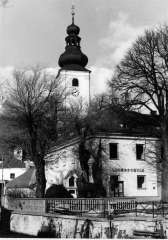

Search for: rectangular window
xmin=136 ymin=144 xmax=144 ymax=160
xmin=109 ymin=143 xmax=118 ymax=159
xmin=137 ymin=175 xmax=146 ymax=189
xmin=10 ymin=173 xmax=15 ymax=179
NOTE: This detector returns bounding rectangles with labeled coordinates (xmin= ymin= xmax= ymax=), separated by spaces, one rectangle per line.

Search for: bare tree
xmin=0 ymin=66 xmax=63 ymax=197
xmin=63 ymin=100 xmax=107 ymax=197
xmin=109 ymin=25 xmax=168 ymax=201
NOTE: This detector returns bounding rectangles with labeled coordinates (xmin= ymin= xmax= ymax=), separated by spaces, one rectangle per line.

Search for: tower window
xmin=72 ymin=78 xmax=79 ymax=87
xmin=109 ymin=143 xmax=118 ymax=159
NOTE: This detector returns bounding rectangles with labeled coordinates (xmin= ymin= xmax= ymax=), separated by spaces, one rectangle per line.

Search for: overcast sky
xmin=0 ymin=0 xmax=168 ymax=95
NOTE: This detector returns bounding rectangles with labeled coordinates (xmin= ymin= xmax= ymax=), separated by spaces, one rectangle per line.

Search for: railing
xmin=109 ymin=200 xmax=136 ymax=212
xmin=135 ymin=201 xmax=168 ymax=218
xmin=46 ymin=198 xmax=136 ymax=217
xmin=107 ymin=201 xmax=168 ymax=218
xmin=46 ymin=198 xmax=105 ymax=216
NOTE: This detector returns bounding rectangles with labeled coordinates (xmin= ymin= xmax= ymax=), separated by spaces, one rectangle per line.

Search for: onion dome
xmin=67 ymin=23 xmax=80 ymax=35
xmin=58 ymin=7 xmax=89 ymax=71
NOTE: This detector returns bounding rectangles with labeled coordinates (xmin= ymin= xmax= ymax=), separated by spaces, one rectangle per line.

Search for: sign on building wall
xmin=111 ymin=168 xmax=144 ymax=173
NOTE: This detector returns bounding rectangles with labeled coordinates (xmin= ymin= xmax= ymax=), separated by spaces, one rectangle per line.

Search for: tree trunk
xmin=34 ymin=156 xmax=46 ymax=198
xmin=161 ymin=122 xmax=168 ymax=201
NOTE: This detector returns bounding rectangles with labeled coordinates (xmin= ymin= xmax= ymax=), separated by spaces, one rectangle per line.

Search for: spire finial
xmin=71 ymin=4 xmax=75 ymax=24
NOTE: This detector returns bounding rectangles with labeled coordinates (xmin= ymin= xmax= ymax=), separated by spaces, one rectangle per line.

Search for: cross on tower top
xmin=71 ymin=5 xmax=75 ymax=24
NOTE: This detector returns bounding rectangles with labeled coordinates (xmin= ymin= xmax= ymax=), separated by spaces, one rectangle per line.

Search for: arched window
xmin=69 ymin=176 xmax=75 ymax=187
xmin=72 ymin=78 xmax=79 ymax=87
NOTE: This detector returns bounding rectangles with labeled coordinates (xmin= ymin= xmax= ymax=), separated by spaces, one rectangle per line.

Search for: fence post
xmin=45 ymin=199 xmax=47 ymax=213
xmin=103 ymin=199 xmax=106 ymax=218
xmin=152 ymin=201 xmax=154 ymax=218
xmin=135 ymin=201 xmax=137 ymax=217
xmin=162 ymin=201 xmax=164 ymax=217
xmin=82 ymin=199 xmax=85 ymax=216
xmin=81 ymin=199 xmax=83 ymax=216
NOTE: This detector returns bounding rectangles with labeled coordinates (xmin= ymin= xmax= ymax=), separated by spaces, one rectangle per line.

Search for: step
xmin=133 ymin=230 xmax=161 ymax=237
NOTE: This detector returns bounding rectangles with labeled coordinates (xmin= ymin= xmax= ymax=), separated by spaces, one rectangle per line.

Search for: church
xmin=44 ymin=9 xmax=161 ymax=199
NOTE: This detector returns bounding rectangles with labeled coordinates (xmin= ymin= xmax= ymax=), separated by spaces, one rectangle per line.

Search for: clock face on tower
xmin=72 ymin=87 xmax=80 ymax=97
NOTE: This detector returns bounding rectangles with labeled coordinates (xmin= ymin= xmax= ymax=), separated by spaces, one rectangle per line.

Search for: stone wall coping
xmin=113 ymin=216 xmax=159 ymax=222
xmin=12 ymin=210 xmax=109 ymax=222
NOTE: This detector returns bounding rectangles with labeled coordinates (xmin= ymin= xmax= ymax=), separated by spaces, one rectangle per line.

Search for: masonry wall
xmin=45 ymin=141 xmax=80 ymax=190
xmin=57 ymin=70 xmax=90 ymax=109
xmin=45 ymin=135 xmax=161 ymax=198
xmin=98 ymin=136 xmax=160 ymax=197
xmin=10 ymin=211 xmax=168 ymax=238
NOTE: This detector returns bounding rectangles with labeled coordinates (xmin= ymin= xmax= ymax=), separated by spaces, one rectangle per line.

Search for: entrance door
xmin=114 ymin=181 xmax=124 ymax=197
xmin=110 ymin=176 xmax=124 ymax=197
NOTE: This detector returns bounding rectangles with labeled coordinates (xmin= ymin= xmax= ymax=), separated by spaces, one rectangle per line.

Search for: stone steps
xmin=133 ymin=230 xmax=162 ymax=238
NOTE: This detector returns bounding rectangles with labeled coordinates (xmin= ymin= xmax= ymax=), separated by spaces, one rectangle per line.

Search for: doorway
xmin=110 ymin=175 xmax=124 ymax=197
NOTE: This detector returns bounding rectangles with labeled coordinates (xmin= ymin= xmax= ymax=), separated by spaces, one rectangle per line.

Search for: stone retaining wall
xmin=10 ymin=211 xmax=168 ymax=238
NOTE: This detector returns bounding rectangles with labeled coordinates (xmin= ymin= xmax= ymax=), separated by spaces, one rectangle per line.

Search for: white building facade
xmin=45 ymin=138 xmax=80 ymax=198
xmin=99 ymin=134 xmax=160 ymax=198
xmin=45 ymin=133 xmax=161 ymax=199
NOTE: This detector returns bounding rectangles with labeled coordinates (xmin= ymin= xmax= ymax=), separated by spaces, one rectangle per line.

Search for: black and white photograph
xmin=0 ymin=0 xmax=168 ymax=238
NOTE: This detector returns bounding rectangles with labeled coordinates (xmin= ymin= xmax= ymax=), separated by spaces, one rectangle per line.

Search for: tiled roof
xmin=47 ymin=108 xmax=160 ymax=154
xmin=56 ymin=107 xmax=159 ymax=142
xmin=6 ymin=167 xmax=36 ymax=188
xmin=92 ymin=106 xmax=160 ymax=132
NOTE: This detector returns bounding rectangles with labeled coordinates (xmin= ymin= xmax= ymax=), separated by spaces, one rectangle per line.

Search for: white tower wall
xmin=57 ymin=69 xmax=91 ymax=110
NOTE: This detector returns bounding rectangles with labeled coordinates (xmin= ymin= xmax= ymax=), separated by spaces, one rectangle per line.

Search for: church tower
xmin=57 ymin=6 xmax=91 ymax=110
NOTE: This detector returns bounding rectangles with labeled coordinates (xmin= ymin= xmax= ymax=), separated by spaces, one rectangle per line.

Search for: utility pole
xmin=1 ymin=153 xmax=4 ymax=195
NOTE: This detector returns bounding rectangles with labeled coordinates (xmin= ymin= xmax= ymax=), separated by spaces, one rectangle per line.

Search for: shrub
xmin=78 ymin=183 xmax=106 ymax=198
xmin=45 ymin=184 xmax=73 ymax=198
